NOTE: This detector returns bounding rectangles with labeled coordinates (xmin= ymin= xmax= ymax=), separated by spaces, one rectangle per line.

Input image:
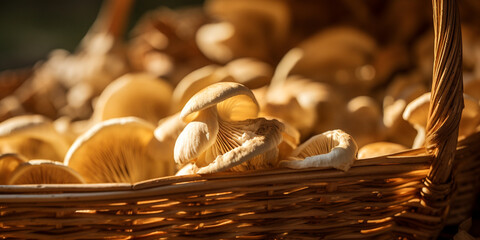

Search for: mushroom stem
xmin=412 ymin=124 xmax=426 ymax=149
xmin=174 ymin=107 xmax=219 ymax=166
xmin=268 ymin=48 xmax=303 ymax=96
xmin=196 ymin=118 xmax=283 ymax=174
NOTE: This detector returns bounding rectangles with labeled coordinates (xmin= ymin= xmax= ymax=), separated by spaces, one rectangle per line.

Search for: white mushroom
xmin=65 ymin=117 xmax=174 ymax=183
xmin=171 ymin=65 xmax=233 ymax=112
xmin=174 ymin=82 xmax=284 ymax=174
xmin=279 ymin=130 xmax=358 ymax=171
xmin=0 ymin=115 xmax=71 ymax=162
xmin=402 ymin=93 xmax=430 ymax=149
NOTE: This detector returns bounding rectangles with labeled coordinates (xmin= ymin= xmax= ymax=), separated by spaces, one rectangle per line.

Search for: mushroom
xmin=402 ymin=93 xmax=430 ymax=149
xmin=65 ymin=117 xmax=174 ymax=183
xmin=171 ymin=65 xmax=233 ymax=112
xmin=403 ymin=92 xmax=480 ymax=148
xmin=343 ymin=96 xmax=385 ymax=148
xmin=127 ymin=6 xmax=211 ymax=85
xmin=205 ymin=0 xmax=290 ymax=47
xmin=261 ymin=48 xmax=346 ymax=139
xmin=383 ymin=72 xmax=427 ymax=146
xmin=174 ymin=82 xmax=284 ymax=174
xmin=14 ymin=0 xmax=133 ymax=120
xmin=0 ymin=153 xmax=27 ymax=184
xmin=275 ymin=118 xmax=300 ymax=161
xmin=197 ymin=0 xmax=290 ymax=63
xmin=172 ymin=58 xmax=273 ymax=112
xmin=224 ymin=58 xmax=273 ymax=89
xmin=146 ymin=112 xmax=187 ymax=175
xmin=279 ymin=130 xmax=358 ymax=171
xmin=92 ymin=73 xmax=173 ymax=124
xmin=8 ymin=159 xmax=85 ymax=185
xmin=289 ymin=26 xmax=378 ymax=97
xmin=357 ymin=142 xmax=408 ymax=159
xmin=0 ymin=115 xmax=71 ymax=162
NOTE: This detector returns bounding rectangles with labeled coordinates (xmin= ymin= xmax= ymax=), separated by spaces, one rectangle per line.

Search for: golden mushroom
xmin=289 ymin=26 xmax=378 ymax=97
xmin=403 ymin=92 xmax=480 ymax=148
xmin=146 ymin=112 xmax=187 ymax=175
xmin=279 ymin=130 xmax=358 ymax=171
xmin=357 ymin=142 xmax=408 ymax=159
xmin=8 ymin=159 xmax=85 ymax=185
xmin=197 ymin=0 xmax=290 ymax=63
xmin=174 ymin=82 xmax=284 ymax=175
xmin=0 ymin=153 xmax=27 ymax=184
xmin=171 ymin=65 xmax=233 ymax=112
xmin=261 ymin=48 xmax=346 ymax=139
xmin=0 ymin=115 xmax=71 ymax=162
xmin=382 ymin=72 xmax=427 ymax=147
xmin=343 ymin=96 xmax=385 ymax=148
xmin=92 ymin=73 xmax=173 ymax=124
xmin=65 ymin=117 xmax=174 ymax=183
xmin=224 ymin=58 xmax=273 ymax=89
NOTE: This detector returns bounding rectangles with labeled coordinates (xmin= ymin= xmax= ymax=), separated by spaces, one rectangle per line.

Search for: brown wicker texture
xmin=0 ymin=0 xmax=478 ymax=239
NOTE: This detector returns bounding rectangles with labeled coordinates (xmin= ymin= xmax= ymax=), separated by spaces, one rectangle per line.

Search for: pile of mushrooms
xmin=1 ymin=0 xmax=479 ymax=184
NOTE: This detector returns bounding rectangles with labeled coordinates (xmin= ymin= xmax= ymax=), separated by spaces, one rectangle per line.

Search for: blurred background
xmin=0 ymin=0 xmax=204 ymax=70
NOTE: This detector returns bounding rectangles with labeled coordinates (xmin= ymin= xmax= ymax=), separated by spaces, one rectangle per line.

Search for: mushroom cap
xmin=8 ymin=159 xmax=85 ymax=185
xmin=0 ymin=115 xmax=71 ymax=162
xmin=205 ymin=0 xmax=290 ymax=43
xmin=195 ymin=22 xmax=243 ymax=63
xmin=180 ymin=82 xmax=259 ymax=122
xmin=279 ymin=130 xmax=358 ymax=171
xmin=224 ymin=58 xmax=273 ymax=89
xmin=404 ymin=92 xmax=480 ymax=136
xmin=402 ymin=92 xmax=430 ymax=127
xmin=290 ymin=26 xmax=377 ymax=95
xmin=64 ymin=117 xmax=168 ymax=183
xmin=263 ymin=75 xmax=346 ymax=139
xmin=172 ymin=65 xmax=233 ymax=112
xmin=0 ymin=153 xmax=27 ymax=184
xmin=344 ymin=96 xmax=384 ymax=147
xmin=93 ymin=73 xmax=173 ymax=124
xmin=357 ymin=142 xmax=408 ymax=159
xmin=198 ymin=0 xmax=290 ymax=63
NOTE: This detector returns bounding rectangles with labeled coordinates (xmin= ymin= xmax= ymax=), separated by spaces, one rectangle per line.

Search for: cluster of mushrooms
xmin=1 ymin=0 xmax=480 ymax=185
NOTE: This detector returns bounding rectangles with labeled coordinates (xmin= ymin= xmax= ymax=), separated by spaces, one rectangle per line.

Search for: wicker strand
xmin=426 ymin=0 xmax=463 ymax=184
xmin=417 ymin=0 xmax=464 ymax=238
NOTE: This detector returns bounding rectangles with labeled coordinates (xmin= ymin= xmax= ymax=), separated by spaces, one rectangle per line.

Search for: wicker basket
xmin=1 ymin=0 xmax=478 ymax=239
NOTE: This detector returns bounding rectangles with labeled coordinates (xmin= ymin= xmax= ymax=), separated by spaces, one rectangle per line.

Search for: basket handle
xmin=426 ymin=0 xmax=463 ymax=185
